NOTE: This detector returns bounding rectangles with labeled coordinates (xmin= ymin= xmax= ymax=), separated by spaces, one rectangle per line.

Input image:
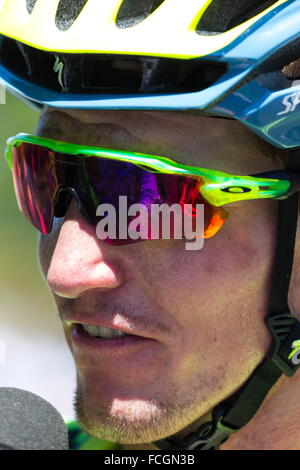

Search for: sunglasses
xmin=5 ymin=133 xmax=293 ymax=245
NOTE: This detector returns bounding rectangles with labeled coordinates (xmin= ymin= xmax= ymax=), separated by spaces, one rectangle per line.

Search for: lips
xmin=73 ymin=322 xmax=149 ymax=343
xmin=63 ymin=313 xmax=153 ymax=340
xmin=69 ymin=322 xmax=158 ymax=359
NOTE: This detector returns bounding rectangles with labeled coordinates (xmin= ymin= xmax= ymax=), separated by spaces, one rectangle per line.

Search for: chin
xmin=74 ymin=385 xmax=186 ymax=444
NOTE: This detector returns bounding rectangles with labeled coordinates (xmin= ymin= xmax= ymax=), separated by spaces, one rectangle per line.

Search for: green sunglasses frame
xmin=5 ymin=133 xmax=291 ymax=208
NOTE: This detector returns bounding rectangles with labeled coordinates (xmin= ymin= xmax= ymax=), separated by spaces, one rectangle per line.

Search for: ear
xmin=283 ymin=57 xmax=300 ymax=79
xmin=288 ymin=215 xmax=300 ymax=321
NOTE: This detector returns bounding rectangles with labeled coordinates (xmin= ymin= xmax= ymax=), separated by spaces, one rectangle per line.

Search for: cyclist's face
xmin=38 ymin=108 xmax=281 ymax=444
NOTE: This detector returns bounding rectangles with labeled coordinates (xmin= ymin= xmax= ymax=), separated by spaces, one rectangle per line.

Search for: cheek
xmin=138 ymin=203 xmax=276 ymax=311
xmin=133 ymin=200 xmax=277 ymax=366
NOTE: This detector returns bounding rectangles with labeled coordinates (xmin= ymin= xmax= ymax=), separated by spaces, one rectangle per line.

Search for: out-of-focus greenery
xmin=0 ymin=93 xmax=75 ymax=417
xmin=0 ymin=94 xmax=43 ymax=303
xmin=0 ymin=93 xmax=61 ymax=328
xmin=0 ymin=93 xmax=38 ymax=209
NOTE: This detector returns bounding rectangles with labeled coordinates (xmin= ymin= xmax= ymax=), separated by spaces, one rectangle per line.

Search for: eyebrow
xmin=36 ymin=110 xmax=191 ymax=168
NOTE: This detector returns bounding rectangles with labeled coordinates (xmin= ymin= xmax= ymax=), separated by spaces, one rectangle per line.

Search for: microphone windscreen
xmin=0 ymin=388 xmax=69 ymax=450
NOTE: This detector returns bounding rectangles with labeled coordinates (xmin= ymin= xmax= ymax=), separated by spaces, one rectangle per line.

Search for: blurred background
xmin=0 ymin=92 xmax=75 ymax=418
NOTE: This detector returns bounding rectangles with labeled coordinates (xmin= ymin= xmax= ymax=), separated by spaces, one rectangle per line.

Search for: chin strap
xmin=154 ymin=150 xmax=300 ymax=451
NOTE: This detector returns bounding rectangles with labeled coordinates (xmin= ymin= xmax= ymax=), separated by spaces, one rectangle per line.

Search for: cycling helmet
xmin=1 ymin=0 xmax=300 ymax=450
xmin=1 ymin=0 xmax=300 ymax=147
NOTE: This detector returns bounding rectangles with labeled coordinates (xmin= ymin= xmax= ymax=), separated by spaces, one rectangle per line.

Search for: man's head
xmin=2 ymin=0 xmax=300 ymax=449
xmin=35 ymin=108 xmax=281 ymax=443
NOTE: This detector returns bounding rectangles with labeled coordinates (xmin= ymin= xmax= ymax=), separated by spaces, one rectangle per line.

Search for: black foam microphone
xmin=0 ymin=388 xmax=69 ymax=450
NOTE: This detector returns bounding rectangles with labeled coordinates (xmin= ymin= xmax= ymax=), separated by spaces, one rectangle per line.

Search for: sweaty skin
xmin=37 ymin=109 xmax=300 ymax=450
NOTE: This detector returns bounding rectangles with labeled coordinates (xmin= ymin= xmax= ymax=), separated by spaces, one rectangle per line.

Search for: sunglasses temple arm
xmin=251 ymin=170 xmax=300 ymax=200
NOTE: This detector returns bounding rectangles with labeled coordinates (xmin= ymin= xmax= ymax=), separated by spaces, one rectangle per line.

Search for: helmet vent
xmin=116 ymin=0 xmax=165 ymax=28
xmin=197 ymin=0 xmax=278 ymax=35
xmin=55 ymin=0 xmax=89 ymax=31
xmin=0 ymin=36 xmax=227 ymax=95
xmin=26 ymin=0 xmax=38 ymax=14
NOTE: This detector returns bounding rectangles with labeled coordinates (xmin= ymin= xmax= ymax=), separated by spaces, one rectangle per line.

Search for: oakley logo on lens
xmin=95 ymin=196 xmax=205 ymax=251
xmin=277 ymin=91 xmax=300 ymax=116
xmin=221 ymin=187 xmax=251 ymax=194
xmin=288 ymin=340 xmax=300 ymax=365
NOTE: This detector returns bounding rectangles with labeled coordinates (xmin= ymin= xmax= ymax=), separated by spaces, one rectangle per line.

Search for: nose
xmin=45 ymin=200 xmax=125 ymax=298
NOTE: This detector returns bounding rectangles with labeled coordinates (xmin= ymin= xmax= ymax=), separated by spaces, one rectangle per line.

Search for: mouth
xmin=67 ymin=321 xmax=158 ymax=357
xmin=81 ymin=324 xmax=132 ymax=339
xmin=63 ymin=310 xmax=159 ymax=339
xmin=65 ymin=321 xmax=165 ymax=390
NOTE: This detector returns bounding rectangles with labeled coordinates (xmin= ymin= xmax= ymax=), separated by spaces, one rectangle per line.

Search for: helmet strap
xmin=154 ymin=149 xmax=300 ymax=450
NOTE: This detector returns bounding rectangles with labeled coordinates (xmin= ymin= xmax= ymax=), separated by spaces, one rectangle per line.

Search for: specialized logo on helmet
xmin=288 ymin=340 xmax=300 ymax=365
xmin=53 ymin=56 xmax=66 ymax=92
xmin=277 ymin=92 xmax=300 ymax=116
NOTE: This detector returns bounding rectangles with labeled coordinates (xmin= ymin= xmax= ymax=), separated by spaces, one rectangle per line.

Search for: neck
xmin=221 ymin=369 xmax=300 ymax=450
xmin=121 ymin=370 xmax=300 ymax=450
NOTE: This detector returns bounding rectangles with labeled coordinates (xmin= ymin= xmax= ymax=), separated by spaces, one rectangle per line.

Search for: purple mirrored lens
xmin=13 ymin=144 xmax=57 ymax=234
xmin=12 ymin=143 xmax=220 ymax=243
